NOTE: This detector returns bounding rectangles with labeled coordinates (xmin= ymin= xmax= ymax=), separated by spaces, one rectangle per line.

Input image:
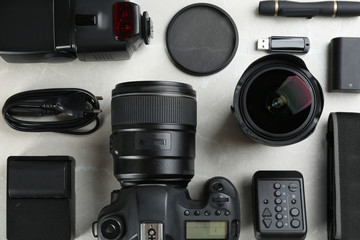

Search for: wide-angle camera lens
xmin=233 ymin=54 xmax=323 ymax=146
xmin=110 ymin=81 xmax=197 ymax=187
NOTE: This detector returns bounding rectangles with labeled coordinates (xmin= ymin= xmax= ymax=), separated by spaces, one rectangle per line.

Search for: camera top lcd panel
xmin=0 ymin=0 xmax=152 ymax=63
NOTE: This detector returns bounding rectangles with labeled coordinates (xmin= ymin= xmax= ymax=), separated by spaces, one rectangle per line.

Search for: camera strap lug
xmin=92 ymin=221 xmax=98 ymax=237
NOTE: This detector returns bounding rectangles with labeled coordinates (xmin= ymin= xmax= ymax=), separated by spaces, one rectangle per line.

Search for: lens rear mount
xmin=233 ymin=54 xmax=324 ymax=146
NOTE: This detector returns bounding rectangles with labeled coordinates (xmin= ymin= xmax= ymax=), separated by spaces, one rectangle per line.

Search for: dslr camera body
xmin=95 ymin=177 xmax=240 ymax=240
xmin=94 ymin=82 xmax=241 ymax=240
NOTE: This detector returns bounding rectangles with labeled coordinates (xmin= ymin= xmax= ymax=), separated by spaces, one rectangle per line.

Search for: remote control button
xmin=204 ymin=210 xmax=211 ymax=216
xmin=290 ymin=208 xmax=300 ymax=217
xmin=291 ymin=199 xmax=297 ymax=204
xmin=274 ymin=183 xmax=281 ymax=189
xmin=263 ymin=219 xmax=272 ymax=228
xmin=184 ymin=210 xmax=190 ymax=216
xmin=275 ymin=198 xmax=282 ymax=204
xmin=213 ymin=182 xmax=224 ymax=192
xmin=288 ymin=183 xmax=299 ymax=192
xmin=275 ymin=206 xmax=282 ymax=212
xmin=276 ymin=221 xmax=284 ymax=228
xmin=263 ymin=199 xmax=269 ymax=204
xmin=274 ymin=190 xmax=282 ymax=197
xmin=276 ymin=213 xmax=283 ymax=220
xmin=262 ymin=208 xmax=272 ymax=217
xmin=215 ymin=210 xmax=221 ymax=216
xmin=194 ymin=210 xmax=200 ymax=216
xmin=225 ymin=211 xmax=230 ymax=216
xmin=291 ymin=219 xmax=301 ymax=228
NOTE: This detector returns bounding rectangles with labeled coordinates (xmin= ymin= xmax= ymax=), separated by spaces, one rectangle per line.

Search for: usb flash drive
xmin=257 ymin=36 xmax=310 ymax=53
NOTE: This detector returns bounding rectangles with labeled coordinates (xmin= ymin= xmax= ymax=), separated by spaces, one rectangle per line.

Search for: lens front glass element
xmin=245 ymin=69 xmax=312 ymax=134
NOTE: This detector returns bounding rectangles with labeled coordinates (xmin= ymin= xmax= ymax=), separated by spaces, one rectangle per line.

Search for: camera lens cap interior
xmin=166 ymin=3 xmax=238 ymax=76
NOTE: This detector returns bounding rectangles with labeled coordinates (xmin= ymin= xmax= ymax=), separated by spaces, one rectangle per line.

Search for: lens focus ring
xmin=111 ymin=95 xmax=196 ymax=127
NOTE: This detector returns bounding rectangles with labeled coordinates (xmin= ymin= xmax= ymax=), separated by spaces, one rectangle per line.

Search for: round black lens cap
xmin=166 ymin=3 xmax=238 ymax=76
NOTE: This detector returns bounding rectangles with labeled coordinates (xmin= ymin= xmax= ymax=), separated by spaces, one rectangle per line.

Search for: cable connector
xmin=55 ymin=93 xmax=102 ymax=118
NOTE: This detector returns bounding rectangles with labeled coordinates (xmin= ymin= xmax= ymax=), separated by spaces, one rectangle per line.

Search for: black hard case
xmin=327 ymin=113 xmax=360 ymax=240
xmin=7 ymin=156 xmax=75 ymax=240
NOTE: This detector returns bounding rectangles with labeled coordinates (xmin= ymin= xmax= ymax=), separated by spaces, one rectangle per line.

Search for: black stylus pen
xmin=259 ymin=1 xmax=360 ymax=18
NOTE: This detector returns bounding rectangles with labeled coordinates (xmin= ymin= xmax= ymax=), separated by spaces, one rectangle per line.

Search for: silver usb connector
xmin=257 ymin=38 xmax=270 ymax=50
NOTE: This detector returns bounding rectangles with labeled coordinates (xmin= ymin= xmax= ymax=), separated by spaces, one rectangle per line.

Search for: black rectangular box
xmin=7 ymin=156 xmax=75 ymax=240
xmin=330 ymin=38 xmax=360 ymax=92
xmin=327 ymin=113 xmax=360 ymax=240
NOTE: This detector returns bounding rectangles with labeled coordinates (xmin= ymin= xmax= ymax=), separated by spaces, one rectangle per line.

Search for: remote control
xmin=252 ymin=171 xmax=307 ymax=240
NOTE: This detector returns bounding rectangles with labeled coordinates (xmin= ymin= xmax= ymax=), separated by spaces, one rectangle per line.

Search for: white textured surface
xmin=1 ymin=0 xmax=360 ymax=239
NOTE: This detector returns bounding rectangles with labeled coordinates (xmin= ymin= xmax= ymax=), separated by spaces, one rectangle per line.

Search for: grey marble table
xmin=1 ymin=0 xmax=360 ymax=239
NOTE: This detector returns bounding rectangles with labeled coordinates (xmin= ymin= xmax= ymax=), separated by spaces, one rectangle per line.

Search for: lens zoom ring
xmin=112 ymin=95 xmax=197 ymax=126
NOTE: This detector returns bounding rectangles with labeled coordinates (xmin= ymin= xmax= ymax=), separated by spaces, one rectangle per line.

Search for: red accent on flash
xmin=113 ymin=2 xmax=134 ymax=40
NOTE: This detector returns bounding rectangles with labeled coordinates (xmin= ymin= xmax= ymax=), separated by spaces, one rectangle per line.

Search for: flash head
xmin=0 ymin=0 xmax=152 ymax=63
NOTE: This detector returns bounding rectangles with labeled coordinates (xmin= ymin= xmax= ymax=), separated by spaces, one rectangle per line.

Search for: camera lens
xmin=111 ymin=81 xmax=196 ymax=187
xmin=233 ymin=54 xmax=323 ymax=146
xmin=100 ymin=218 xmax=123 ymax=240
